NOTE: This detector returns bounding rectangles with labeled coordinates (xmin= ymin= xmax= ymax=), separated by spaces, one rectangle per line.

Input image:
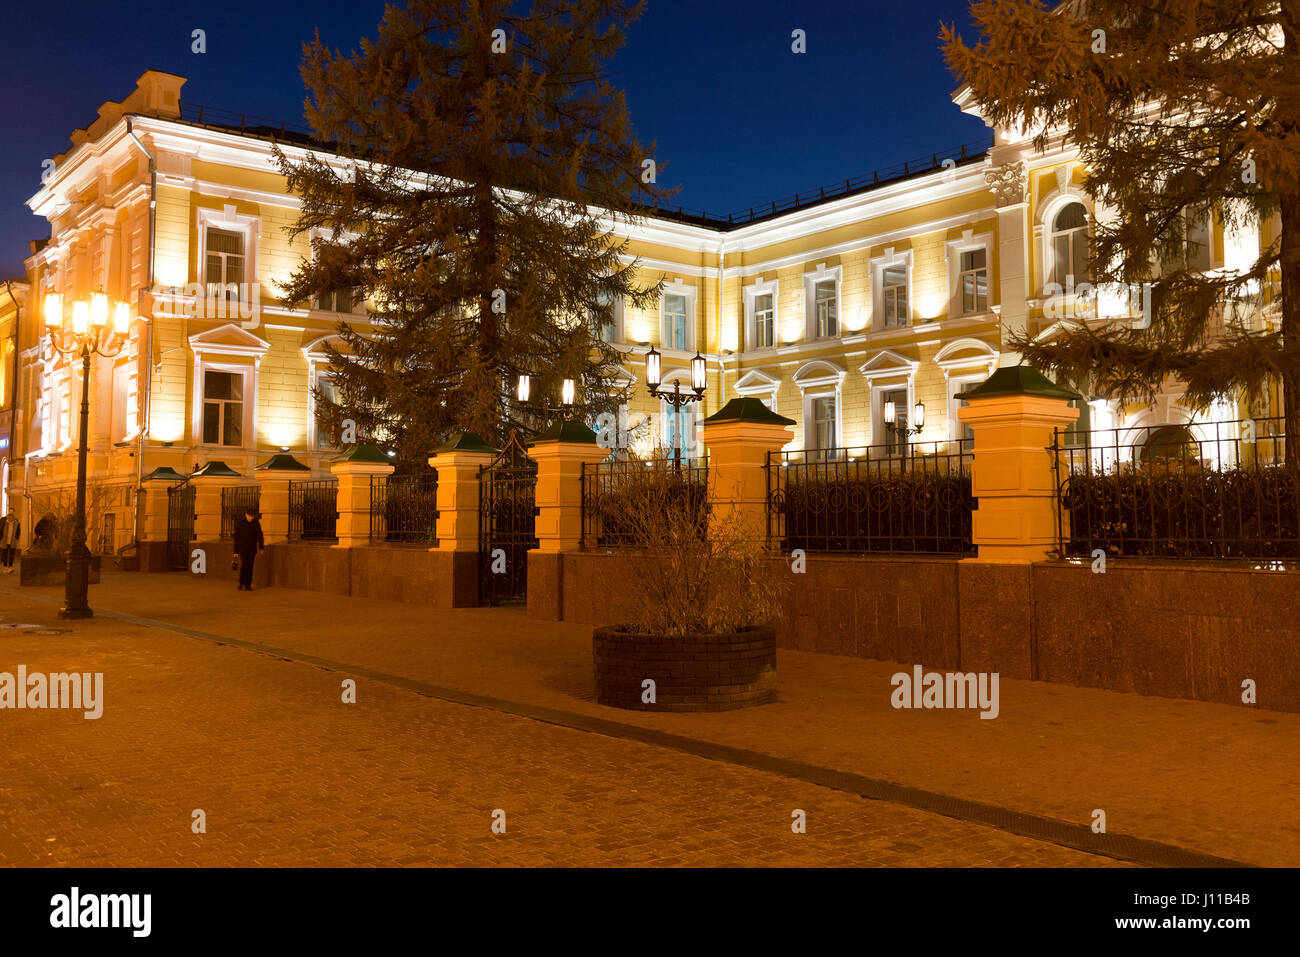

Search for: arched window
xmin=1051 ymin=202 xmax=1090 ymax=287
xmin=1138 ymin=424 xmax=1199 ymax=466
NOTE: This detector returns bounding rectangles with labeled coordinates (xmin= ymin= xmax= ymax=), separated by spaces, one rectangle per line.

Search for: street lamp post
xmin=43 ymin=290 xmax=128 ymax=619
xmin=883 ymin=399 xmax=925 ymax=473
xmin=644 ymin=346 xmax=707 ymax=469
xmin=515 ymin=373 xmax=577 ymax=427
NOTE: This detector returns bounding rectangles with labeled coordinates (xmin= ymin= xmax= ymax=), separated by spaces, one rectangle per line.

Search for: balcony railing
xmin=1052 ymin=417 xmax=1300 ymax=562
xmin=767 ymin=441 xmax=976 ymax=555
xmin=289 ymin=479 xmax=339 ymax=542
xmin=369 ymin=473 xmax=439 ymax=546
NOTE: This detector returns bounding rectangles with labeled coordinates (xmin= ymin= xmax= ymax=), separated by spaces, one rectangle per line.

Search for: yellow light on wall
xmin=884 ymin=400 xmax=897 ymax=425
xmin=72 ymin=301 xmax=90 ymax=334
xmin=114 ymin=303 xmax=132 ymax=336
xmin=90 ymin=291 xmax=109 ymax=328
xmin=916 ymin=290 xmax=947 ymax=322
xmin=268 ymin=423 xmax=297 ymax=449
xmin=149 ymin=415 xmax=186 ymax=443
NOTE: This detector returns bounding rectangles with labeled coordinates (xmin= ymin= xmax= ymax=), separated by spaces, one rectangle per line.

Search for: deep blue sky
xmin=1 ymin=0 xmax=990 ymax=278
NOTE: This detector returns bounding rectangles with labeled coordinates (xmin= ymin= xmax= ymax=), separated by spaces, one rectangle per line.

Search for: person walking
xmin=232 ymin=508 xmax=264 ymax=591
xmin=0 ymin=508 xmax=19 ymax=574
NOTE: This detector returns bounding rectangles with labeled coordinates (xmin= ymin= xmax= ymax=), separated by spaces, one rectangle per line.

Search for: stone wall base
xmin=550 ymin=551 xmax=1300 ymax=713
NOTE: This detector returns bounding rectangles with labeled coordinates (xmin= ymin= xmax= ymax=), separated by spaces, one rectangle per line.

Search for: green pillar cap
xmin=956 ymin=366 xmax=1080 ymax=402
xmin=531 ymin=420 xmax=599 ymax=444
xmin=192 ymin=460 xmax=242 ymax=477
xmin=703 ymin=396 xmax=796 ymax=426
xmin=431 ymin=432 xmax=499 ymax=454
xmin=255 ymin=452 xmax=311 ymax=472
xmin=141 ymin=466 xmax=187 ymax=482
xmin=332 ymin=443 xmax=393 ymax=464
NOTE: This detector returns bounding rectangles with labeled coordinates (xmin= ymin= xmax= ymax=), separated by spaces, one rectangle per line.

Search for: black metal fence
xmin=767 ymin=442 xmax=976 ymax=555
xmin=1053 ymin=417 xmax=1300 ymax=562
xmin=289 ymin=479 xmax=339 ymax=541
xmin=369 ymin=474 xmax=439 ymax=545
xmin=220 ymin=485 xmax=261 ymax=541
xmin=580 ymin=457 xmax=710 ymax=548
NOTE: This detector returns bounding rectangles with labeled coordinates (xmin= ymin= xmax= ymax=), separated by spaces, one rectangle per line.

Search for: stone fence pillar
xmin=329 ymin=445 xmax=394 ymax=548
xmin=190 ymin=461 xmax=243 ymax=549
xmin=253 ymin=453 xmax=311 ymax=545
xmin=699 ymin=397 xmax=795 ymax=543
xmin=957 ymin=366 xmax=1079 ymax=563
xmin=530 ymin=422 xmax=608 ymax=553
xmin=428 ymin=432 xmax=498 ymax=607
xmin=527 ymin=422 xmax=609 ymax=619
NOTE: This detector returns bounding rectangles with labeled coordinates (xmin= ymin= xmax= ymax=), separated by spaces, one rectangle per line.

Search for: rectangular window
xmin=664 ymin=294 xmax=688 ymax=350
xmin=882 ymin=266 xmax=908 ymax=327
xmin=882 ymin=387 xmax=907 ymax=454
xmin=813 ymin=280 xmax=838 ymax=338
xmin=590 ymin=290 xmax=617 ymax=343
xmin=316 ymin=376 xmax=340 ymax=449
xmin=952 ymin=376 xmax=986 ymax=446
xmin=1186 ymin=213 xmax=1212 ymax=272
xmin=665 ymin=404 xmax=694 ymax=460
xmin=0 ymin=339 xmax=11 ymax=408
xmin=202 ymin=370 xmax=243 ymax=446
xmin=112 ymin=362 xmax=130 ymax=441
xmin=959 ymin=249 xmax=988 ymax=314
xmin=318 ymin=288 xmax=354 ymax=313
xmin=59 ymin=379 xmax=71 ymax=446
xmin=754 ymin=293 xmax=774 ymax=349
xmin=205 ymin=227 xmax=245 ymax=300
xmin=813 ymin=397 xmax=838 ymax=457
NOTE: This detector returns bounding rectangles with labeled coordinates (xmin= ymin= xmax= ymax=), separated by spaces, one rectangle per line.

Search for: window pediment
xmin=189 ymin=322 xmax=271 ymax=358
xmin=858 ymin=349 xmax=918 ymax=383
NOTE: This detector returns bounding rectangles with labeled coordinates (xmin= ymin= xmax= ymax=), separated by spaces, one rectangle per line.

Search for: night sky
xmin=1 ymin=0 xmax=989 ymax=279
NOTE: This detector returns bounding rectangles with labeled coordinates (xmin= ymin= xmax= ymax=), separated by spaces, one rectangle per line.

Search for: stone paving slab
xmin=0 ymin=586 xmax=1116 ymax=867
xmin=5 ymin=571 xmax=1296 ymax=865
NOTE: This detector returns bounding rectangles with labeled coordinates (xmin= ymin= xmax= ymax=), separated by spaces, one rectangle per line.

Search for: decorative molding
xmin=985 ymin=160 xmax=1028 ymax=208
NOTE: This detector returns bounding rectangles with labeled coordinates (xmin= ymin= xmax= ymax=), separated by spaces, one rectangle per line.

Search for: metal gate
xmin=166 ymin=482 xmax=195 ymax=571
xmin=478 ymin=432 xmax=537 ymax=605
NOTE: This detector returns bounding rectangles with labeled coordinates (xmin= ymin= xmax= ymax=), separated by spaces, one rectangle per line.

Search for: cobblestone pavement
xmin=0 ymin=588 xmax=1119 ymax=867
xmin=28 ymin=571 xmax=1297 ymax=866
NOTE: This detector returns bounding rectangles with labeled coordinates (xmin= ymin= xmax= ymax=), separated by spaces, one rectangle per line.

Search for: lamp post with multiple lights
xmin=883 ymin=399 xmax=925 ymax=473
xmin=515 ymin=373 xmax=577 ymax=426
xmin=644 ymin=345 xmax=707 ymax=468
xmin=43 ymin=290 xmax=129 ymax=619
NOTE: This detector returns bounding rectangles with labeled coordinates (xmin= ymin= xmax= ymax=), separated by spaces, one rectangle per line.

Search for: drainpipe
xmin=125 ymin=116 xmax=157 ymax=552
xmin=716 ymin=239 xmax=727 ymax=406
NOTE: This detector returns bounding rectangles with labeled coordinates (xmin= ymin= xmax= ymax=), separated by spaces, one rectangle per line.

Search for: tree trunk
xmin=1279 ymin=9 xmax=1300 ymax=461
xmin=1281 ymin=193 xmax=1300 ymax=458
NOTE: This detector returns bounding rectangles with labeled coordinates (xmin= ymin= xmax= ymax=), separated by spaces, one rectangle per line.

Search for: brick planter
xmin=593 ymin=625 xmax=777 ymax=712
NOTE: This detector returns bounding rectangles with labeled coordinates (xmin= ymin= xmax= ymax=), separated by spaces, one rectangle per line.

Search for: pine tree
xmin=273 ymin=0 xmax=670 ymax=464
xmin=942 ymin=0 xmax=1300 ymax=437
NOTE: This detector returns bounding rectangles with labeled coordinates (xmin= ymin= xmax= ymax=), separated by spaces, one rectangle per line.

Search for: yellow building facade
xmin=1 ymin=70 xmax=1270 ymax=556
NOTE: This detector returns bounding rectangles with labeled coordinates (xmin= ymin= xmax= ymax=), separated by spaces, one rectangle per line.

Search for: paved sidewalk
xmin=4 ymin=571 xmax=1297 ymax=865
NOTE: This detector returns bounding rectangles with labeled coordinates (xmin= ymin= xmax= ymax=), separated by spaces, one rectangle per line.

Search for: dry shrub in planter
xmin=592 ymin=453 xmax=788 ymax=711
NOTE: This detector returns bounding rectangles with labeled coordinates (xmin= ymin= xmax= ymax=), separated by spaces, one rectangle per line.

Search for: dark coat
xmin=233 ymin=516 xmax=265 ymax=557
